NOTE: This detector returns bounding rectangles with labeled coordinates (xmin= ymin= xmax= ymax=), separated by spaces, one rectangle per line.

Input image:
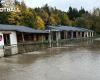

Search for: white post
xmin=84 ymin=32 xmax=86 ymax=38
xmin=66 ymin=31 xmax=67 ymax=39
xmin=80 ymin=32 xmax=82 ymax=38
xmin=90 ymin=32 xmax=91 ymax=37
xmin=56 ymin=31 xmax=60 ymax=46
xmin=86 ymin=32 xmax=88 ymax=37
xmin=49 ymin=30 xmax=52 ymax=47
xmin=58 ymin=31 xmax=61 ymax=40
xmin=86 ymin=32 xmax=89 ymax=37
xmin=92 ymin=32 xmax=94 ymax=37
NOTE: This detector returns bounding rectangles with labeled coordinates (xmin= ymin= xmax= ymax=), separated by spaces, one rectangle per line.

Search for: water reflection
xmin=1 ymin=38 xmax=100 ymax=80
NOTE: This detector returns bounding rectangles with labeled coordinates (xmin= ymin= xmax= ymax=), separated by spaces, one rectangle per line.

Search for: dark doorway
xmin=67 ymin=32 xmax=71 ymax=39
xmin=73 ymin=32 xmax=76 ymax=38
xmin=82 ymin=32 xmax=84 ymax=37
xmin=61 ymin=31 xmax=64 ymax=39
xmin=52 ymin=32 xmax=56 ymax=41
xmin=3 ymin=34 xmax=11 ymax=46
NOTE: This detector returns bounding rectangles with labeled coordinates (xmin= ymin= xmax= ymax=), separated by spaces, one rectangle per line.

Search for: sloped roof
xmin=46 ymin=26 xmax=94 ymax=32
xmin=0 ymin=24 xmax=48 ymax=33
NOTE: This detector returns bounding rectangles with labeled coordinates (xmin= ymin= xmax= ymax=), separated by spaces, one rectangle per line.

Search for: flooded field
xmin=0 ymin=38 xmax=100 ymax=80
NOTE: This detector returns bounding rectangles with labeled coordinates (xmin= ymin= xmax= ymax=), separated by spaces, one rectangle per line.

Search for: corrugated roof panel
xmin=0 ymin=24 xmax=49 ymax=33
xmin=46 ymin=26 xmax=94 ymax=32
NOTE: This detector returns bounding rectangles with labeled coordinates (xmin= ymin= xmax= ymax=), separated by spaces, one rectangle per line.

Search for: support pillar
xmin=58 ymin=31 xmax=61 ymax=40
xmin=64 ymin=31 xmax=67 ymax=40
xmin=56 ymin=32 xmax=61 ymax=42
xmin=84 ymin=32 xmax=87 ymax=38
xmin=80 ymin=32 xmax=82 ymax=38
xmin=71 ymin=31 xmax=74 ymax=39
xmin=76 ymin=32 xmax=79 ymax=38
xmin=90 ymin=32 xmax=91 ymax=37
xmin=86 ymin=32 xmax=89 ymax=37
xmin=56 ymin=31 xmax=60 ymax=46
xmin=65 ymin=31 xmax=68 ymax=39
xmin=48 ymin=31 xmax=52 ymax=47
xmin=64 ymin=31 xmax=66 ymax=40
xmin=41 ymin=35 xmax=44 ymax=43
xmin=92 ymin=32 xmax=94 ymax=37
xmin=22 ymin=33 xmax=25 ymax=43
xmin=86 ymin=32 xmax=88 ymax=37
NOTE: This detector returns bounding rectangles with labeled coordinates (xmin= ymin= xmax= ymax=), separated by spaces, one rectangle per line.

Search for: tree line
xmin=0 ymin=1 xmax=100 ymax=33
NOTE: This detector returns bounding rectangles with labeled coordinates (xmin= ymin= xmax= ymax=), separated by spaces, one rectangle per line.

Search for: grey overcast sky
xmin=18 ymin=0 xmax=100 ymax=12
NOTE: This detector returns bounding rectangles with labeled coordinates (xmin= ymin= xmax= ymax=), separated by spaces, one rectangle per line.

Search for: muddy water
xmin=0 ymin=38 xmax=100 ymax=80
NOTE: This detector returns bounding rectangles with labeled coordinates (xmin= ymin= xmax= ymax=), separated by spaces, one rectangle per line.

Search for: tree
xmin=67 ymin=7 xmax=79 ymax=20
xmin=75 ymin=14 xmax=93 ymax=28
xmin=21 ymin=8 xmax=35 ymax=28
xmin=49 ymin=16 xmax=57 ymax=26
xmin=48 ymin=13 xmax=57 ymax=26
xmin=0 ymin=12 xmax=10 ymax=24
xmin=68 ymin=6 xmax=88 ymax=20
xmin=60 ymin=13 xmax=70 ymax=26
xmin=8 ymin=2 xmax=35 ymax=28
xmin=37 ymin=10 xmax=49 ymax=26
xmin=79 ymin=7 xmax=86 ymax=17
xmin=35 ymin=16 xmax=45 ymax=30
xmin=42 ymin=4 xmax=50 ymax=15
xmin=8 ymin=11 xmax=22 ymax=25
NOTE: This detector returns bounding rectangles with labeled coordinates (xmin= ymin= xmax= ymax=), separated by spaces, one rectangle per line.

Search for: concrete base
xmin=0 ymin=49 xmax=4 ymax=57
xmin=0 ymin=45 xmax=18 ymax=57
xmin=11 ymin=45 xmax=18 ymax=55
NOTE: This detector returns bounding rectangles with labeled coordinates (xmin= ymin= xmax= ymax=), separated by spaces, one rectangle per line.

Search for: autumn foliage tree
xmin=35 ymin=16 xmax=45 ymax=30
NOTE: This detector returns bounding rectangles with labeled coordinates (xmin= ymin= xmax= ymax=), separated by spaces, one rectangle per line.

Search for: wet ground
xmin=0 ymin=38 xmax=100 ymax=80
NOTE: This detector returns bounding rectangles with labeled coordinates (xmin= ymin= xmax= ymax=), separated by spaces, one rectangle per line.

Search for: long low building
xmin=46 ymin=25 xmax=94 ymax=42
xmin=0 ymin=24 xmax=49 ymax=57
xmin=0 ymin=24 xmax=49 ymax=46
xmin=0 ymin=24 xmax=95 ymax=57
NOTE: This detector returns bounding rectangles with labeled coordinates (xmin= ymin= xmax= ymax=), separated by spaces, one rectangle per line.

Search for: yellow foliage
xmin=35 ymin=16 xmax=45 ymax=30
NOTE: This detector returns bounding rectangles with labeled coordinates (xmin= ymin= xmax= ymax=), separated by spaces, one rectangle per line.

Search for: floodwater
xmin=0 ymin=38 xmax=100 ymax=80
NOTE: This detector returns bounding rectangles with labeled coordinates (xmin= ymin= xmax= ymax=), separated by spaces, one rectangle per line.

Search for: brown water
xmin=0 ymin=38 xmax=100 ymax=80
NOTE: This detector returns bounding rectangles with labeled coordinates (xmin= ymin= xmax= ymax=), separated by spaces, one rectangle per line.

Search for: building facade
xmin=0 ymin=24 xmax=95 ymax=57
xmin=46 ymin=26 xmax=94 ymax=42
